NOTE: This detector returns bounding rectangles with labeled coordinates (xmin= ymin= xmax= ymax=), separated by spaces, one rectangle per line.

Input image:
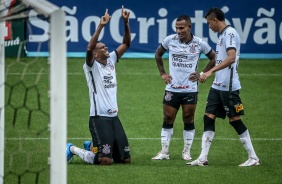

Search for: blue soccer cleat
xmin=66 ymin=143 xmax=74 ymax=162
xmin=83 ymin=141 xmax=91 ymax=151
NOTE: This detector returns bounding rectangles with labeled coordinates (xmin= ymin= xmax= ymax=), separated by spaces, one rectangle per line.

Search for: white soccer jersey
xmin=83 ymin=51 xmax=118 ymax=117
xmin=162 ymin=34 xmax=212 ymax=93
xmin=212 ymin=25 xmax=241 ymax=91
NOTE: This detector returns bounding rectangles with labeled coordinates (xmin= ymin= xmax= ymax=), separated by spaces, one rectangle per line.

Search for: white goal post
xmin=0 ymin=0 xmax=67 ymax=184
xmin=0 ymin=17 xmax=4 ymax=184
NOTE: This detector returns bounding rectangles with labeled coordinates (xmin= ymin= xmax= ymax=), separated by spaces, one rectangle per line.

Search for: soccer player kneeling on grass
xmin=66 ymin=6 xmax=131 ymax=165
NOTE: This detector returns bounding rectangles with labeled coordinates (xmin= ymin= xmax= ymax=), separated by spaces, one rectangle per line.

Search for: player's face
xmin=206 ymin=16 xmax=218 ymax=33
xmin=175 ymin=20 xmax=191 ymax=42
xmin=95 ymin=42 xmax=110 ymax=58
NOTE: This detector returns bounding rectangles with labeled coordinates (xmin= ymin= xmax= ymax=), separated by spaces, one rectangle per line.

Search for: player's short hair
xmin=176 ymin=15 xmax=191 ymax=24
xmin=205 ymin=8 xmax=225 ymax=21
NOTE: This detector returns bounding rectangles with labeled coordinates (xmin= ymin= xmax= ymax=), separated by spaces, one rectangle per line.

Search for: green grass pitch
xmin=3 ymin=57 xmax=282 ymax=184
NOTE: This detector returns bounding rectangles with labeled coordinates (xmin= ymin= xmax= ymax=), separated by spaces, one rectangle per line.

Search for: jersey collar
xmin=220 ymin=25 xmax=230 ymax=35
xmin=179 ymin=33 xmax=194 ymax=45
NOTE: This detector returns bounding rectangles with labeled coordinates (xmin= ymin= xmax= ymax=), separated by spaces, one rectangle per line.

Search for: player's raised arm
xmin=116 ymin=5 xmax=131 ymax=59
xmin=86 ymin=9 xmax=111 ymax=66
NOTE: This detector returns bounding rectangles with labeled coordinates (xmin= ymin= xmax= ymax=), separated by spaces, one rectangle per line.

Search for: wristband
xmin=200 ymin=72 xmax=204 ymax=75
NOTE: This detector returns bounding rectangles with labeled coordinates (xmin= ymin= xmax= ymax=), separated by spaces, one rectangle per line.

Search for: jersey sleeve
xmin=225 ymin=29 xmax=237 ymax=51
xmin=109 ymin=51 xmax=118 ymax=64
xmin=161 ymin=34 xmax=173 ymax=50
xmin=199 ymin=39 xmax=212 ymax=55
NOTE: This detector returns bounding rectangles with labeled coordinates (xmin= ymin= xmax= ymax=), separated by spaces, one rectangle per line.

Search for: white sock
xmin=161 ymin=128 xmax=173 ymax=154
xmin=183 ymin=129 xmax=195 ymax=153
xmin=198 ymin=131 xmax=215 ymax=161
xmin=239 ymin=130 xmax=258 ymax=159
xmin=71 ymin=146 xmax=95 ymax=164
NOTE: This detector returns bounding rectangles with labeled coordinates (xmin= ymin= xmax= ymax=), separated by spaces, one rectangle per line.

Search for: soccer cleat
xmin=182 ymin=151 xmax=192 ymax=161
xmin=186 ymin=159 xmax=208 ymax=166
xmin=83 ymin=141 xmax=92 ymax=151
xmin=151 ymin=152 xmax=170 ymax=160
xmin=239 ymin=157 xmax=260 ymax=167
xmin=66 ymin=143 xmax=74 ymax=162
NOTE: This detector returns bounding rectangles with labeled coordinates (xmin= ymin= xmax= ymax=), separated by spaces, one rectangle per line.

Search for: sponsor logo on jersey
xmin=102 ymin=144 xmax=111 ymax=154
xmin=107 ymin=108 xmax=117 ymax=114
xmin=164 ymin=92 xmax=173 ymax=101
xmin=103 ymin=76 xmax=116 ymax=88
xmin=213 ymin=82 xmax=221 ymax=86
xmin=235 ymin=104 xmax=244 ymax=113
xmin=171 ymin=84 xmax=189 ymax=89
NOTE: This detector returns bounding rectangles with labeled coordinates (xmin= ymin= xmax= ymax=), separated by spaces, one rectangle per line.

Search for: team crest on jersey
xmin=106 ymin=62 xmax=115 ymax=71
xmin=107 ymin=108 xmax=117 ymax=114
xmin=189 ymin=44 xmax=197 ymax=53
xmin=164 ymin=92 xmax=173 ymax=101
xmin=102 ymin=144 xmax=111 ymax=154
xmin=235 ymin=104 xmax=244 ymax=113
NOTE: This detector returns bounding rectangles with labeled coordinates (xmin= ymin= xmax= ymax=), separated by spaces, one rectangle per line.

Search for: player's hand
xmin=100 ymin=9 xmax=111 ymax=25
xmin=161 ymin=73 xmax=172 ymax=84
xmin=199 ymin=71 xmax=212 ymax=83
xmin=121 ymin=5 xmax=130 ymax=23
xmin=188 ymin=72 xmax=200 ymax=82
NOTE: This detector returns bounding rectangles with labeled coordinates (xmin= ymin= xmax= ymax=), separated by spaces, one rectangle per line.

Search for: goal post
xmin=0 ymin=19 xmax=5 ymax=184
xmin=49 ymin=8 xmax=67 ymax=184
xmin=0 ymin=0 xmax=67 ymax=184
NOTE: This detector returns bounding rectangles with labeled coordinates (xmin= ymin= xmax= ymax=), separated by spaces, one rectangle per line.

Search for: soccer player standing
xmin=187 ymin=8 xmax=260 ymax=166
xmin=152 ymin=15 xmax=216 ymax=160
xmin=66 ymin=6 xmax=131 ymax=165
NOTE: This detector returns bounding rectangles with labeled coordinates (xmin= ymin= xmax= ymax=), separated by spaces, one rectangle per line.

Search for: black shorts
xmin=88 ymin=116 xmax=130 ymax=163
xmin=205 ymin=88 xmax=245 ymax=119
xmin=163 ymin=91 xmax=198 ymax=109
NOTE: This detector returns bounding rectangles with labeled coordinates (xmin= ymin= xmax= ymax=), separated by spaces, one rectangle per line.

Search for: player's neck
xmin=95 ymin=57 xmax=107 ymax=65
xmin=181 ymin=33 xmax=192 ymax=44
xmin=218 ymin=22 xmax=228 ymax=33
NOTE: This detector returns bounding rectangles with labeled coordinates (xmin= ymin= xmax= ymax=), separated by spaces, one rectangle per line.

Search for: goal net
xmin=0 ymin=0 xmax=66 ymax=184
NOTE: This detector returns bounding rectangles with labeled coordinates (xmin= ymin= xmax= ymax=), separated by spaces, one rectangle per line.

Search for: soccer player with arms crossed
xmin=187 ymin=7 xmax=260 ymax=166
xmin=152 ymin=15 xmax=216 ymax=160
xmin=66 ymin=6 xmax=131 ymax=165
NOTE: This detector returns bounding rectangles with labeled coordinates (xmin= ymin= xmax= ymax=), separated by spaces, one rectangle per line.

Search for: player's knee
xmin=204 ymin=115 xmax=215 ymax=131
xmin=163 ymin=112 xmax=175 ymax=123
xmin=183 ymin=114 xmax=194 ymax=123
xmin=98 ymin=157 xmax=113 ymax=165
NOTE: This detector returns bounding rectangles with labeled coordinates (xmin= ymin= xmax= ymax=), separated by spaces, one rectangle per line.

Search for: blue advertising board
xmin=26 ymin=0 xmax=282 ymax=58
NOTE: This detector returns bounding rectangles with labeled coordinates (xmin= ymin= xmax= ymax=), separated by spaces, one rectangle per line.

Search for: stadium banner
xmin=4 ymin=0 xmax=25 ymax=57
xmin=26 ymin=0 xmax=281 ymax=58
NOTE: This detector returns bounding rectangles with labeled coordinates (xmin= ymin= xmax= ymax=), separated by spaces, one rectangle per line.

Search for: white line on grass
xmin=5 ymin=137 xmax=282 ymax=141
xmin=6 ymin=72 xmax=282 ymax=76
